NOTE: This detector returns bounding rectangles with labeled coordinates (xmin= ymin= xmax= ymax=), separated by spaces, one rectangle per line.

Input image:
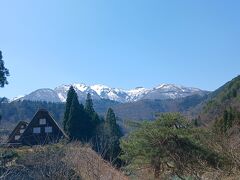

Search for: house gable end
xmin=20 ymin=109 xmax=67 ymax=145
xmin=7 ymin=121 xmax=28 ymax=144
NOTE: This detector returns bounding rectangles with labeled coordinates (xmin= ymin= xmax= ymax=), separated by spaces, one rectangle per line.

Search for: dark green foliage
xmin=0 ymin=149 xmax=18 ymax=163
xmin=66 ymin=93 xmax=91 ymax=140
xmin=206 ymin=75 xmax=240 ymax=104
xmin=198 ymin=75 xmax=240 ymax=125
xmin=85 ymin=93 xmax=95 ymax=115
xmin=85 ymin=93 xmax=100 ymax=137
xmin=121 ymin=113 xmax=224 ymax=178
xmin=63 ymin=86 xmax=76 ymax=131
xmin=62 ymin=91 xmax=123 ymax=163
xmin=105 ymin=108 xmax=121 ymax=137
xmin=0 ymin=51 xmax=10 ymax=125
xmin=103 ymin=108 xmax=122 ymax=162
xmin=63 ymin=90 xmax=97 ymax=141
xmin=0 ymin=149 xmax=18 ymax=176
xmin=0 ymin=98 xmax=118 ymax=123
xmin=192 ymin=116 xmax=202 ymax=127
xmin=214 ymin=107 xmax=240 ymax=134
xmin=0 ymin=51 xmax=10 ymax=88
xmin=193 ymin=118 xmax=198 ymax=127
xmin=232 ymin=88 xmax=237 ymax=97
xmin=0 ymin=100 xmax=64 ymax=123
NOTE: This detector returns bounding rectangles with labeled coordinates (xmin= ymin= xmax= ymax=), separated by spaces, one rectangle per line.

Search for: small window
xmin=45 ymin=126 xmax=52 ymax=133
xmin=39 ymin=118 xmax=46 ymax=125
xmin=20 ymin=129 xmax=25 ymax=134
xmin=21 ymin=125 xmax=25 ymax=128
xmin=33 ymin=127 xmax=41 ymax=134
xmin=15 ymin=135 xmax=20 ymax=140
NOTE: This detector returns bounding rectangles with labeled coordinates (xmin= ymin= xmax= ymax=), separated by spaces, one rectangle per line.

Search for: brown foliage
xmin=64 ymin=142 xmax=128 ymax=180
xmin=0 ymin=142 xmax=128 ymax=180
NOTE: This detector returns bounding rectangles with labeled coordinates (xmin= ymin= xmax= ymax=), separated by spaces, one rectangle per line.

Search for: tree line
xmin=63 ymin=86 xmax=122 ymax=163
xmin=0 ymin=50 xmax=9 ymax=123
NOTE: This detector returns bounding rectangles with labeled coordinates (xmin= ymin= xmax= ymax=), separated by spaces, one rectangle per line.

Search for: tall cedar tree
xmin=66 ymin=93 xmax=91 ymax=140
xmin=85 ymin=93 xmax=95 ymax=115
xmin=104 ymin=108 xmax=122 ymax=162
xmin=63 ymin=86 xmax=76 ymax=131
xmin=0 ymin=51 xmax=9 ymax=88
xmin=85 ymin=93 xmax=100 ymax=136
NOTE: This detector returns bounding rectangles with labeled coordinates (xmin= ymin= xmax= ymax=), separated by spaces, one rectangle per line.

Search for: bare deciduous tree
xmin=64 ymin=142 xmax=128 ymax=180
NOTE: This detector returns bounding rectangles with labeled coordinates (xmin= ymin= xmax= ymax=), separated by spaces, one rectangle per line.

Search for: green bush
xmin=120 ymin=113 xmax=224 ymax=179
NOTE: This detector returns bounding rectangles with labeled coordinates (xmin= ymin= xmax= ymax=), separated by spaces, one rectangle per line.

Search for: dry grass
xmin=0 ymin=142 xmax=128 ymax=180
xmin=65 ymin=142 xmax=128 ymax=180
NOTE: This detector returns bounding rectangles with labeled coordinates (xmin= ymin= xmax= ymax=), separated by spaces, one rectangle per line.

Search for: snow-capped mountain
xmin=127 ymin=87 xmax=150 ymax=102
xmin=13 ymin=83 xmax=209 ymax=103
xmin=90 ymin=84 xmax=129 ymax=102
xmin=143 ymin=84 xmax=207 ymax=100
xmin=54 ymin=84 xmax=101 ymax=102
xmin=10 ymin=95 xmax=25 ymax=102
xmin=22 ymin=89 xmax=62 ymax=102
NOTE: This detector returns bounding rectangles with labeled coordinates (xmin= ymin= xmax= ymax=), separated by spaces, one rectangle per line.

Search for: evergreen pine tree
xmin=120 ymin=113 xmax=223 ymax=178
xmin=84 ymin=93 xmax=100 ymax=137
xmin=0 ymin=51 xmax=10 ymax=88
xmin=104 ymin=108 xmax=122 ymax=162
xmin=66 ymin=93 xmax=85 ymax=140
xmin=0 ymin=51 xmax=9 ymax=126
xmin=63 ymin=86 xmax=76 ymax=131
xmin=105 ymin=108 xmax=120 ymax=137
xmin=66 ymin=92 xmax=93 ymax=141
xmin=85 ymin=93 xmax=95 ymax=115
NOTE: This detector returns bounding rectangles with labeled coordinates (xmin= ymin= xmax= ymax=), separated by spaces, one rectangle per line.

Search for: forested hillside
xmin=114 ymin=94 xmax=207 ymax=120
xmin=0 ymin=100 xmax=65 ymax=123
xmin=0 ymin=99 xmax=119 ymax=123
xmin=196 ymin=75 xmax=240 ymax=125
xmin=0 ymin=94 xmax=207 ymax=123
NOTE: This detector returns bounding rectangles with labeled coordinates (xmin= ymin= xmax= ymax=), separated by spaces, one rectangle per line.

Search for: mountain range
xmin=2 ymin=76 xmax=240 ymax=124
xmin=13 ymin=83 xmax=209 ymax=103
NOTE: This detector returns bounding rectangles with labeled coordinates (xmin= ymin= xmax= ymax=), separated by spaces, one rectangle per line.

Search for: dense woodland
xmin=0 ymin=98 xmax=120 ymax=123
xmin=0 ymin=94 xmax=207 ymax=123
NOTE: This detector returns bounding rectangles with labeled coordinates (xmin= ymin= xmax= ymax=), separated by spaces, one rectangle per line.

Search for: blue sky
xmin=0 ymin=0 xmax=240 ymax=98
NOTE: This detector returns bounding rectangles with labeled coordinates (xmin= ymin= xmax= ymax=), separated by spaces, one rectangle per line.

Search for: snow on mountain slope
xmin=54 ymin=84 xmax=101 ymax=102
xmin=143 ymin=84 xmax=206 ymax=100
xmin=127 ymin=87 xmax=150 ymax=102
xmin=22 ymin=89 xmax=62 ymax=102
xmin=10 ymin=95 xmax=25 ymax=102
xmin=90 ymin=84 xmax=128 ymax=102
xmin=13 ymin=83 xmax=209 ymax=103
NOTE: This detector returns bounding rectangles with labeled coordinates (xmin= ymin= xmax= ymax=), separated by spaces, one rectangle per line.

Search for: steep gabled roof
xmin=20 ymin=109 xmax=68 ymax=145
xmin=7 ymin=121 xmax=29 ymax=143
